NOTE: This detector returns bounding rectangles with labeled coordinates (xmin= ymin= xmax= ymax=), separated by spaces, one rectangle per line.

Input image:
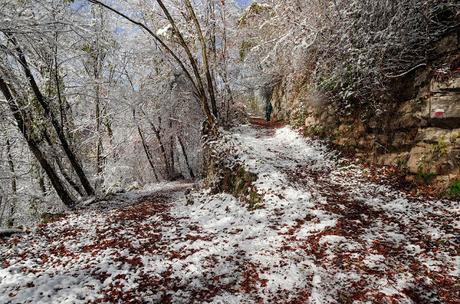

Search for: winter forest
xmin=1 ymin=0 xmax=459 ymax=303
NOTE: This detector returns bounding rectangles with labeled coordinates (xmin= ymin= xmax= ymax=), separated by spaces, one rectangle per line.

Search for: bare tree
xmin=3 ymin=33 xmax=95 ymax=196
xmin=88 ymin=0 xmax=218 ymax=129
xmin=0 ymin=77 xmax=76 ymax=207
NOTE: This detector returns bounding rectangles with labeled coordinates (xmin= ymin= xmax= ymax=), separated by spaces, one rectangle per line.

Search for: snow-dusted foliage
xmin=0 ymin=0 xmax=244 ymax=226
xmin=312 ymin=0 xmax=459 ymax=110
xmin=239 ymin=0 xmax=459 ymax=113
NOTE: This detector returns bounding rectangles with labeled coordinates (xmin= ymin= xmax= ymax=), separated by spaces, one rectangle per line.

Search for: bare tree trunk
xmin=93 ymin=6 xmax=105 ymax=191
xmin=6 ymin=139 xmax=17 ymax=226
xmin=184 ymin=0 xmax=218 ymax=118
xmin=207 ymin=0 xmax=219 ymax=113
xmin=0 ymin=193 xmax=5 ymax=227
xmin=169 ymin=117 xmax=175 ymax=178
xmin=104 ymin=114 xmax=115 ymax=160
xmin=177 ymin=136 xmax=195 ymax=179
xmin=41 ymin=128 xmax=85 ymax=197
xmin=88 ymin=0 xmax=217 ymax=127
xmin=35 ymin=162 xmax=47 ymax=196
xmin=137 ymin=125 xmax=159 ymax=182
xmin=0 ymin=77 xmax=76 ymax=207
xmin=146 ymin=117 xmax=172 ymax=180
xmin=133 ymin=110 xmax=159 ymax=181
xmin=55 ymin=156 xmax=86 ymax=197
xmin=95 ymin=84 xmax=104 ymax=189
xmin=218 ymin=3 xmax=235 ymax=124
xmin=6 ymin=33 xmax=95 ymax=197
xmin=52 ymin=31 xmax=72 ymax=144
xmin=156 ymin=0 xmax=214 ymax=121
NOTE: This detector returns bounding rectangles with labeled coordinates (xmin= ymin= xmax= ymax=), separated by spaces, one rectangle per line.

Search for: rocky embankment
xmin=273 ymin=32 xmax=460 ymax=196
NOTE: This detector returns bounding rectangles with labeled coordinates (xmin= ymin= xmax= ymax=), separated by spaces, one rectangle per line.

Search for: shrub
xmin=312 ymin=0 xmax=459 ymax=112
xmin=243 ymin=0 xmax=459 ymax=114
xmin=433 ymin=136 xmax=449 ymax=156
xmin=416 ymin=166 xmax=437 ymax=184
xmin=449 ymin=179 xmax=460 ymax=197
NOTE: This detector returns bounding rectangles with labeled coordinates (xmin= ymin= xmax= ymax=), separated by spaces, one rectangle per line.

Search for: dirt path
xmin=0 ymin=125 xmax=458 ymax=304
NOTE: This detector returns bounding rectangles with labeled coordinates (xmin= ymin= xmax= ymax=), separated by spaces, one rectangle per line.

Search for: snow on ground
xmin=0 ymin=125 xmax=459 ymax=303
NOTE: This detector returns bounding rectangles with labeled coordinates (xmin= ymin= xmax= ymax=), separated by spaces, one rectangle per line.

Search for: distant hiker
xmin=265 ymin=102 xmax=273 ymax=122
xmin=260 ymin=82 xmax=275 ymax=122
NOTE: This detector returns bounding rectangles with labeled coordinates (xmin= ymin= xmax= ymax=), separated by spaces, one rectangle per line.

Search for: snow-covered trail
xmin=1 ymin=125 xmax=459 ymax=304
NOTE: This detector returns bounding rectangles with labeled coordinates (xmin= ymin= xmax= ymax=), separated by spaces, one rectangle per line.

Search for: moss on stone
xmin=449 ymin=179 xmax=460 ymax=197
xmin=219 ymin=165 xmax=263 ymax=210
xmin=416 ymin=165 xmax=437 ymax=184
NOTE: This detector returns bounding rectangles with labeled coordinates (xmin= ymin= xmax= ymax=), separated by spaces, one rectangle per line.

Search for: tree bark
xmin=138 ymin=126 xmax=159 ymax=181
xmin=35 ymin=162 xmax=47 ymax=196
xmin=218 ymin=4 xmax=235 ymax=124
xmin=5 ymin=139 xmax=17 ymax=226
xmin=148 ymin=118 xmax=171 ymax=180
xmin=87 ymin=0 xmax=217 ymax=127
xmin=5 ymin=33 xmax=95 ymax=196
xmin=184 ymin=0 xmax=218 ymax=118
xmin=41 ymin=128 xmax=85 ymax=197
xmin=5 ymin=140 xmax=17 ymax=196
xmin=104 ymin=114 xmax=115 ymax=160
xmin=177 ymin=135 xmax=195 ymax=179
xmin=55 ymin=156 xmax=86 ymax=197
xmin=133 ymin=110 xmax=159 ymax=181
xmin=0 ymin=77 xmax=76 ymax=207
xmin=0 ymin=194 xmax=5 ymax=227
xmin=169 ymin=117 xmax=175 ymax=178
xmin=95 ymin=80 xmax=104 ymax=189
xmin=92 ymin=6 xmax=105 ymax=190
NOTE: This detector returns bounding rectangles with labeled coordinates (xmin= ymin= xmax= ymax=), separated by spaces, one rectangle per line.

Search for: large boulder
xmin=392 ymin=130 xmax=418 ymax=148
xmin=389 ymin=99 xmax=429 ymax=130
xmin=377 ymin=152 xmax=410 ymax=167
xmin=407 ymin=128 xmax=460 ymax=175
xmin=429 ymin=74 xmax=460 ymax=128
xmin=415 ymin=127 xmax=452 ymax=143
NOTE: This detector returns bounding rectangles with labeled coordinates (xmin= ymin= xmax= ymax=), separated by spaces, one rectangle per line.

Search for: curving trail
xmin=1 ymin=125 xmax=458 ymax=304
